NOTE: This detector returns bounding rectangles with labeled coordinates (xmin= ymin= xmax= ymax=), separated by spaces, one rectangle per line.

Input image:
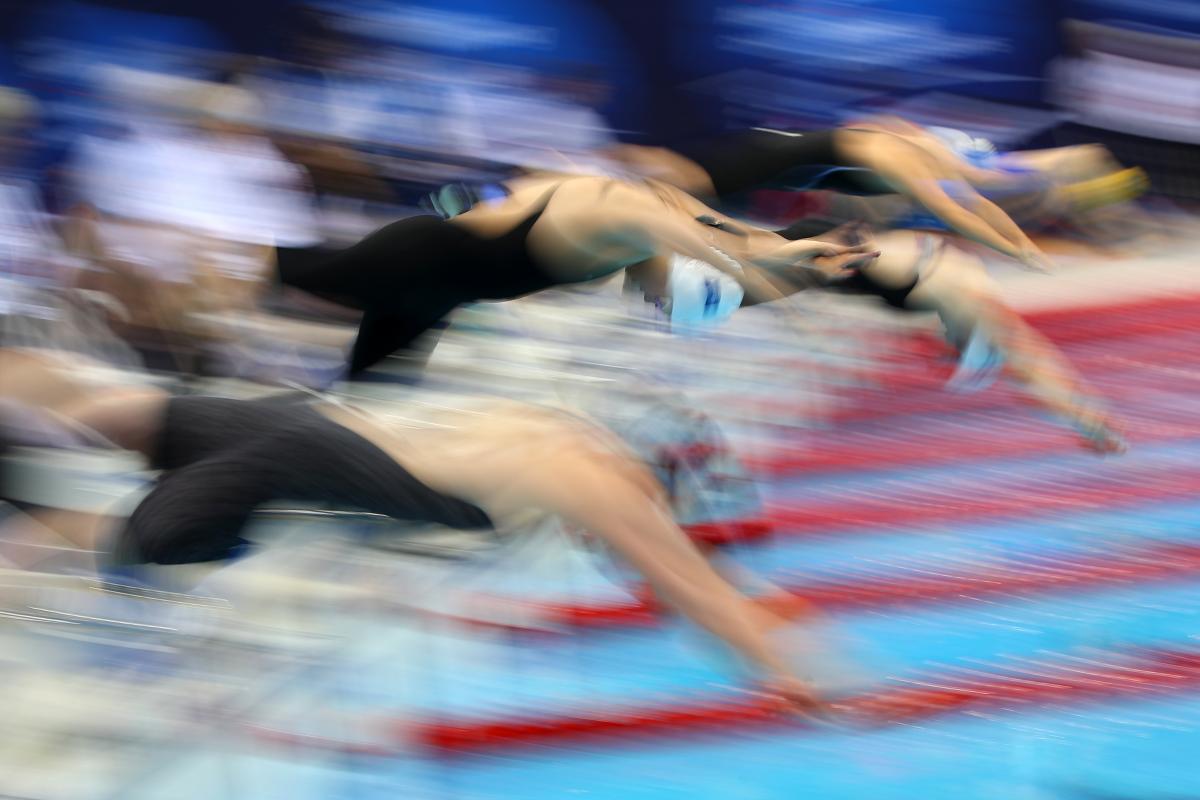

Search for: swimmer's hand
xmin=752 ymin=597 xmax=836 ymax=716
xmin=810 ymin=249 xmax=882 ymax=284
xmin=758 ymin=673 xmax=827 ymax=716
xmin=1017 ymin=246 xmax=1056 ymax=274
xmin=761 ymin=240 xmax=880 ymax=285
xmin=762 ymin=239 xmax=877 ymax=271
xmin=1072 ymin=408 xmax=1128 ymax=454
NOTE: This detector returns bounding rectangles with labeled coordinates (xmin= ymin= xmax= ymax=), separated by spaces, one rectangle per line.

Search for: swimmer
xmin=270 ymin=166 xmax=1123 ymax=450
xmin=785 ymin=224 xmax=1126 ymax=453
xmin=271 ymin=172 xmax=876 ymax=375
xmin=0 ymin=352 xmax=820 ymax=711
xmin=601 ymin=124 xmax=1129 ymax=452
xmin=612 ymin=119 xmax=1144 ymax=271
xmin=597 ymin=179 xmax=1125 ymax=451
xmin=809 ymin=118 xmax=1149 ymax=234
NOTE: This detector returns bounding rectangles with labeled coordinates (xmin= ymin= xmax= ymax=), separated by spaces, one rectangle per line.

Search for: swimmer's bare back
xmin=317 ymin=400 xmax=663 ymax=530
xmin=324 ymin=398 xmax=817 ymax=704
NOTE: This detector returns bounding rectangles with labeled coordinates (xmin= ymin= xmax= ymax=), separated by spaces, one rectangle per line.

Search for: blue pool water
xmin=123 ymin=436 xmax=1200 ymax=800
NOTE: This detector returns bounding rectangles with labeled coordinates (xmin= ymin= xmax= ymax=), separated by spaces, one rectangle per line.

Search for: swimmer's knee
xmin=117 ymin=479 xmax=254 ymax=567
xmin=117 ymin=516 xmax=250 ymax=566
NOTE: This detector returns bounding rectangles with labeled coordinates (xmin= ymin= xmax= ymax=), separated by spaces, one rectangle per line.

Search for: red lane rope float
xmin=689 ymin=456 xmax=1200 ymax=550
xmin=749 ymin=293 xmax=1200 ymax=399
xmin=767 ymin=293 xmax=1200 ymax=377
xmin=467 ymin=538 xmax=1200 ymax=634
xmin=1020 ymin=293 xmax=1200 ymax=331
xmin=861 ymin=333 xmax=1200 ymax=399
xmin=753 ymin=463 xmax=1200 ymax=542
xmin=684 ymin=517 xmax=776 ymax=546
xmin=730 ymin=344 xmax=1200 ymax=433
xmin=411 ymin=647 xmax=1200 ymax=755
xmin=824 ymin=351 xmax=1200 ymax=427
xmin=744 ymin=408 xmax=1200 ymax=476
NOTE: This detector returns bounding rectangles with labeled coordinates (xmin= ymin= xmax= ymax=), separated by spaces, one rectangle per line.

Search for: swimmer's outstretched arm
xmin=579 ymin=179 xmax=870 ymax=306
xmin=519 ymin=450 xmax=816 ymax=708
xmin=611 ymin=133 xmax=1049 ymax=270
xmin=657 ymin=181 xmax=876 ymax=291
xmin=964 ymin=295 xmax=1125 ymax=452
xmin=859 ymin=234 xmax=1124 ymax=452
xmin=867 ymin=159 xmax=1049 ymax=271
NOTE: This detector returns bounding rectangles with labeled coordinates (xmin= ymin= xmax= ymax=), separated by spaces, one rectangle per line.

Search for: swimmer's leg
xmin=112 ymin=408 xmax=490 ymax=570
xmin=275 ymin=218 xmax=477 ymax=375
xmin=110 ymin=455 xmax=271 ymax=568
xmin=275 ymin=217 xmax=471 ymax=304
xmin=348 ymin=300 xmax=458 ymax=375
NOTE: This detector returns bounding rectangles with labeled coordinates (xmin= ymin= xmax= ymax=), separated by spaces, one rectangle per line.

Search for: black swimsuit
xmin=675 ymin=128 xmax=888 ymax=200
xmin=683 ymin=129 xmax=927 ymax=310
xmin=112 ymin=395 xmax=493 ymax=567
xmin=276 ymin=192 xmax=561 ymax=375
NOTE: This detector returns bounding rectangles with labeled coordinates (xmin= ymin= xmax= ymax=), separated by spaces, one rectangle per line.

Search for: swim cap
xmin=421 ymin=182 xmax=510 ymax=219
xmin=927 ymin=126 xmax=997 ymax=168
xmin=579 ymin=388 xmax=761 ymax=525
xmin=665 ymin=254 xmax=744 ymax=331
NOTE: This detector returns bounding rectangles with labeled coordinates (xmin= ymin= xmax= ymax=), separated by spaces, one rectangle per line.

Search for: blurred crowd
xmin=0 ymin=2 xmax=631 ymax=385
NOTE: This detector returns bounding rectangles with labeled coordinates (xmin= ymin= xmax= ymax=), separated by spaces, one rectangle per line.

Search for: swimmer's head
xmin=624 ymin=254 xmax=744 ymax=331
xmin=926 ymin=126 xmax=997 ymax=166
xmin=577 ymin=387 xmax=760 ymax=525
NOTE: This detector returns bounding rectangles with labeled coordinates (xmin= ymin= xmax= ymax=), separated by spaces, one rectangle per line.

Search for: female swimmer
xmin=271 ymin=173 xmax=875 ymax=375
xmin=613 ymin=120 xmax=1090 ymax=271
xmin=785 ymin=224 xmax=1126 ymax=453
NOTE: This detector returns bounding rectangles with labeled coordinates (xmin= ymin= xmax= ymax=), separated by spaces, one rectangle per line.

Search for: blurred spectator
xmin=442 ymin=62 xmax=622 ymax=174
xmin=0 ymin=88 xmax=75 ymax=291
xmin=64 ymin=68 xmax=331 ymax=375
xmin=0 ymin=87 xmax=127 ymax=362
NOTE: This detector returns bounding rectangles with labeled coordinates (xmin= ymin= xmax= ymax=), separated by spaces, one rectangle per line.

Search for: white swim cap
xmin=927 ymin=126 xmax=997 ymax=161
xmin=665 ymin=254 xmax=744 ymax=330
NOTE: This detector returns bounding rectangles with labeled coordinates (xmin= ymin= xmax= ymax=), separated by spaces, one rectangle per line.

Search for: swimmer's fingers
xmin=755 ymin=674 xmax=829 ymax=718
xmin=767 ymin=239 xmax=843 ymax=266
xmin=760 ymin=240 xmax=873 ymax=277
xmin=801 ymin=239 xmax=876 ymax=262
xmin=1084 ymin=419 xmax=1128 ymax=455
xmin=806 ymin=249 xmax=881 ymax=283
xmin=1071 ymin=408 xmax=1128 ymax=455
xmin=1093 ymin=432 xmax=1129 ymax=455
xmin=1018 ymin=246 xmax=1057 ymax=274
